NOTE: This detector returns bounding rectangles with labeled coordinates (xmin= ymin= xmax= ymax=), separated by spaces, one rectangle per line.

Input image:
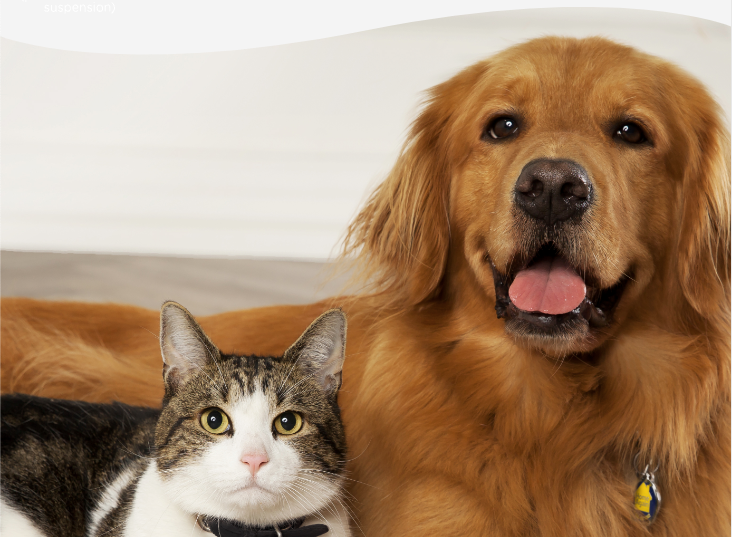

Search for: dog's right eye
xmin=614 ymin=122 xmax=648 ymax=145
xmin=485 ymin=117 xmax=519 ymax=140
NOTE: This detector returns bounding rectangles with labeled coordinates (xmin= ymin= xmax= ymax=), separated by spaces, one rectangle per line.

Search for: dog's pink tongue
xmin=508 ymin=257 xmax=586 ymax=315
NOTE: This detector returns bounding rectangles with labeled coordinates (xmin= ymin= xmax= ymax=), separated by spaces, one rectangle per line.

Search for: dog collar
xmin=633 ymin=454 xmax=661 ymax=523
xmin=197 ymin=515 xmax=328 ymax=537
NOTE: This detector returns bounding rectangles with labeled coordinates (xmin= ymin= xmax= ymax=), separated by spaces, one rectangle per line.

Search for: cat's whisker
xmin=289 ymin=478 xmax=343 ymax=515
xmin=279 ymin=371 xmax=319 ymax=399
xmin=278 ymin=371 xmax=314 ymax=400
xmin=282 ymin=491 xmax=296 ymax=519
xmin=291 ymin=476 xmax=337 ymax=495
xmin=286 ymin=485 xmax=330 ymax=524
xmin=334 ymin=496 xmax=364 ymax=537
xmin=343 ymin=440 xmax=373 ymax=463
xmin=276 ymin=490 xmax=296 ymax=521
xmin=283 ymin=492 xmax=301 ymax=522
xmin=295 ymin=480 xmax=351 ymax=512
xmin=138 ymin=325 xmax=160 ymax=341
xmin=281 ymin=489 xmax=313 ymax=521
xmin=300 ymin=492 xmax=345 ymax=531
xmin=322 ymin=496 xmax=354 ymax=535
xmin=301 ymin=468 xmax=379 ymax=489
xmin=291 ymin=490 xmax=338 ymax=521
xmin=300 ymin=482 xmax=358 ymax=504
xmin=302 ymin=480 xmax=360 ymax=524
xmin=119 ymin=447 xmax=156 ymax=460
xmin=287 ymin=480 xmax=327 ymax=506
xmin=277 ymin=351 xmax=305 ymax=396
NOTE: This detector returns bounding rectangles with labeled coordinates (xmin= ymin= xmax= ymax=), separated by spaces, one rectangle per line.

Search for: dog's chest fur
xmin=341 ymin=309 xmax=729 ymax=536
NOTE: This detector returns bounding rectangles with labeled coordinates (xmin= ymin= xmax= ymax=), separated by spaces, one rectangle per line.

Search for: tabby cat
xmin=1 ymin=302 xmax=351 ymax=537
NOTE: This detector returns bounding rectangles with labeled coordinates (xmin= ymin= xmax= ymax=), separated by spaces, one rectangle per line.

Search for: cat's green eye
xmin=274 ymin=411 xmax=303 ymax=435
xmin=200 ymin=408 xmax=230 ymax=435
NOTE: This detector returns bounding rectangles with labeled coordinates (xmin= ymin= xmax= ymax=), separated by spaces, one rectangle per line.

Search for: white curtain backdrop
xmin=2 ymin=9 xmax=729 ymax=259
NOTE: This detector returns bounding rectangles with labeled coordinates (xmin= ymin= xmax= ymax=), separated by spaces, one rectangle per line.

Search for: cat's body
xmin=1 ymin=304 xmax=352 ymax=537
xmin=1 ymin=396 xmax=157 ymax=537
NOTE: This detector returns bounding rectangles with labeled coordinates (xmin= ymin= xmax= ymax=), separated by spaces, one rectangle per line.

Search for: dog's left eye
xmin=615 ymin=122 xmax=647 ymax=144
xmin=486 ymin=117 xmax=519 ymax=140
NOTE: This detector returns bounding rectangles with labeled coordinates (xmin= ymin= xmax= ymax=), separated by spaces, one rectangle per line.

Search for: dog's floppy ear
xmin=674 ymin=79 xmax=731 ymax=319
xmin=342 ymin=63 xmax=487 ymax=308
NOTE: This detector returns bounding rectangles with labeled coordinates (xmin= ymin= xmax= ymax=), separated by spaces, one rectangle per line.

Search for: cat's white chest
xmin=123 ymin=463 xmax=208 ymax=537
xmin=1 ymin=499 xmax=46 ymax=537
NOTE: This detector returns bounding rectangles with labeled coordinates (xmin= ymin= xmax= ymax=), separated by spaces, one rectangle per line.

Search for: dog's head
xmin=344 ymin=37 xmax=730 ymax=356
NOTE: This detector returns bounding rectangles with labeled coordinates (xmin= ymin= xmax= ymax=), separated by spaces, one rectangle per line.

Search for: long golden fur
xmin=2 ymin=37 xmax=730 ymax=535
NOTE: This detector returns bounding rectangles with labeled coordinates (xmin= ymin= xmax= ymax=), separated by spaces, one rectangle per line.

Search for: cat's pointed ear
xmin=284 ymin=309 xmax=347 ymax=393
xmin=160 ymin=301 xmax=220 ymax=390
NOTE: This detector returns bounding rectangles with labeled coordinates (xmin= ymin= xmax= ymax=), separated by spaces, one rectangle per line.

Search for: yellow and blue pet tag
xmin=633 ymin=455 xmax=661 ymax=523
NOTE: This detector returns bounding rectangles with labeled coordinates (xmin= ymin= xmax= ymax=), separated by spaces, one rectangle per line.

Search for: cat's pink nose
xmin=241 ymin=453 xmax=269 ymax=476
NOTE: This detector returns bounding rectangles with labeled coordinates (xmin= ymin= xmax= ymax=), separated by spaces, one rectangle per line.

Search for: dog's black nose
xmin=514 ymin=159 xmax=592 ymax=225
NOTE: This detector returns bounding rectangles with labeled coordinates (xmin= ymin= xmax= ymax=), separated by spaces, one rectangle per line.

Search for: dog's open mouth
xmin=489 ymin=243 xmax=630 ymax=337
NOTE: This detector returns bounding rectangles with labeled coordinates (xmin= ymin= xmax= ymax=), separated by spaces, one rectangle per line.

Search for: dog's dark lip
xmin=488 ymin=246 xmax=630 ymax=335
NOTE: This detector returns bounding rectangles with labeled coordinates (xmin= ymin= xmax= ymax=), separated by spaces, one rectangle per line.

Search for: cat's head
xmin=155 ymin=302 xmax=348 ymax=527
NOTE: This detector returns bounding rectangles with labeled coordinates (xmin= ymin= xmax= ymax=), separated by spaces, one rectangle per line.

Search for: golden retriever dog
xmin=2 ymin=37 xmax=730 ymax=536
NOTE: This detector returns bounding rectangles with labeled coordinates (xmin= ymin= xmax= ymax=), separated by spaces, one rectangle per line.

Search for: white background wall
xmin=2 ymin=8 xmax=730 ymax=259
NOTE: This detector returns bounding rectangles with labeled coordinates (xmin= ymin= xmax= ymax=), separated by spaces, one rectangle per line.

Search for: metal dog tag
xmin=633 ymin=456 xmax=661 ymax=523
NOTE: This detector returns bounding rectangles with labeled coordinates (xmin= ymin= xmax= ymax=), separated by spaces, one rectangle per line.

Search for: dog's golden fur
xmin=2 ymin=37 xmax=730 ymax=535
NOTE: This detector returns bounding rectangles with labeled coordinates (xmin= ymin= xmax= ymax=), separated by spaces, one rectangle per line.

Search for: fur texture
xmin=1 ymin=37 xmax=730 ymax=535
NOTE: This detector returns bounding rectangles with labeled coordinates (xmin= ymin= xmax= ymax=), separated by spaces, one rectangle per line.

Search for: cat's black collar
xmin=198 ymin=515 xmax=329 ymax=537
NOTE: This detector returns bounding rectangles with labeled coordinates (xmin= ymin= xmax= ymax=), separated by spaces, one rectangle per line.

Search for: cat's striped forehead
xmin=203 ymin=354 xmax=318 ymax=407
xmin=220 ymin=355 xmax=280 ymax=401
